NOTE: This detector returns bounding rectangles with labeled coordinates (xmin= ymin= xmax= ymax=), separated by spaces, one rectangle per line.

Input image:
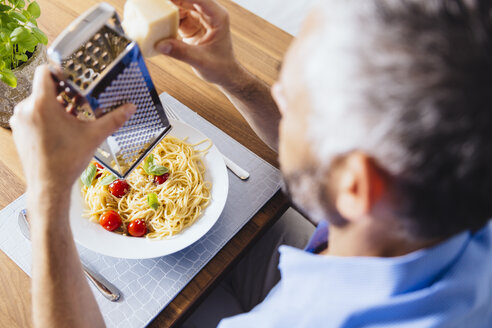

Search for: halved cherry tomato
xmin=99 ymin=210 xmax=122 ymax=231
xmin=154 ymin=173 xmax=170 ymax=185
xmin=94 ymin=162 xmax=104 ymax=179
xmin=128 ymin=219 xmax=147 ymax=237
xmin=109 ymin=179 xmax=130 ymax=198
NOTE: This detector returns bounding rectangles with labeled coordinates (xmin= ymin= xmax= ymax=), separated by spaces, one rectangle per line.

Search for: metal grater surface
xmin=48 ymin=3 xmax=171 ymax=178
xmin=62 ymin=25 xmax=130 ymax=93
xmin=102 ymin=62 xmax=165 ymax=166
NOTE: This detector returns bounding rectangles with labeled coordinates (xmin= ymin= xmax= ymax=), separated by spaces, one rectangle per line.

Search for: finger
xmin=9 ymin=102 xmax=23 ymax=128
xmin=155 ymin=38 xmax=203 ymax=66
xmin=12 ymin=92 xmax=37 ymax=121
xmin=178 ymin=11 xmax=203 ymax=38
xmin=12 ymin=95 xmax=30 ymax=115
xmin=10 ymin=97 xmax=36 ymax=131
xmin=31 ymin=65 xmax=58 ymax=100
xmin=189 ymin=9 xmax=219 ymax=33
xmin=171 ymin=0 xmax=227 ymax=26
xmin=91 ymin=104 xmax=136 ymax=142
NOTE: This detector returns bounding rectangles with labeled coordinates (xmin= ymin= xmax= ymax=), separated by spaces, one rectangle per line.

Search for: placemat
xmin=0 ymin=93 xmax=281 ymax=327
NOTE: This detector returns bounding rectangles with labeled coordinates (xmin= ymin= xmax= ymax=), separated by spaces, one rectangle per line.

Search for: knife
xmin=18 ymin=209 xmax=121 ymax=302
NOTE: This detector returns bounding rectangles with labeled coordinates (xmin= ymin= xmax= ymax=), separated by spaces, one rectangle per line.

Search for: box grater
xmin=48 ymin=2 xmax=172 ymax=178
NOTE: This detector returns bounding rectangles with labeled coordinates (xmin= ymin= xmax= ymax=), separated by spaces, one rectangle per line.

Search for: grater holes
xmin=93 ymin=47 xmax=101 ymax=57
xmin=73 ymin=64 xmax=82 ymax=75
xmin=85 ymin=41 xmax=94 ymax=52
xmin=67 ymin=60 xmax=75 ymax=71
xmin=94 ymin=33 xmax=102 ymax=42
xmin=84 ymin=56 xmax=92 ymax=65
xmin=100 ymin=61 xmax=166 ymax=167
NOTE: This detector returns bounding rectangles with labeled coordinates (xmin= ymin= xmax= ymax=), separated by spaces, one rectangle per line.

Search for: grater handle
xmin=48 ymin=3 xmax=117 ymax=62
xmin=110 ymin=12 xmax=125 ymax=35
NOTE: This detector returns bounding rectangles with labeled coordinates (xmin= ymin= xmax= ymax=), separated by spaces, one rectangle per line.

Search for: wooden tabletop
xmin=0 ymin=1 xmax=292 ymax=327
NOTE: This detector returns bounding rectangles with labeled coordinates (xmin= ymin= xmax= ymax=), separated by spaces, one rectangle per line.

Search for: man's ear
xmin=333 ymin=152 xmax=387 ymax=223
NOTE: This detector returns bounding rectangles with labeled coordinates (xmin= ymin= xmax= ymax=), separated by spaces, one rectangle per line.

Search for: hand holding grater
xmin=48 ymin=2 xmax=172 ymax=179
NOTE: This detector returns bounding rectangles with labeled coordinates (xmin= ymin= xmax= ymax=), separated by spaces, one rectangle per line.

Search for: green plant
xmin=0 ymin=0 xmax=47 ymax=88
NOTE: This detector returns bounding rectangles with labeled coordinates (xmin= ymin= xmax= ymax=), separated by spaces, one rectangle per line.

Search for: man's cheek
xmin=278 ymin=121 xmax=293 ymax=174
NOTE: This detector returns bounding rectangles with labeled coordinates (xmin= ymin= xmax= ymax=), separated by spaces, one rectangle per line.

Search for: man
xmin=10 ymin=0 xmax=492 ymax=327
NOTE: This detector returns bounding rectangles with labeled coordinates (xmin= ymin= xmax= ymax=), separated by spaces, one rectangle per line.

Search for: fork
xmin=163 ymin=103 xmax=250 ymax=180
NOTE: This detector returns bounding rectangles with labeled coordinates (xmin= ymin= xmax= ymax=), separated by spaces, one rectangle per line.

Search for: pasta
xmin=81 ymin=136 xmax=212 ymax=239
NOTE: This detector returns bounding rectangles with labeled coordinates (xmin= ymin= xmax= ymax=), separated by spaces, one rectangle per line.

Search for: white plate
xmin=69 ymin=119 xmax=229 ymax=259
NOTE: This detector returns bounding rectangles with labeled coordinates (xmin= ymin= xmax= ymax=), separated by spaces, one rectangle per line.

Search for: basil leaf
xmin=0 ymin=69 xmax=16 ymax=87
xmin=15 ymin=53 xmax=27 ymax=62
xmin=7 ymin=22 xmax=17 ymax=30
xmin=9 ymin=26 xmax=24 ymax=39
xmin=142 ymin=154 xmax=154 ymax=175
xmin=28 ymin=16 xmax=38 ymax=27
xmin=142 ymin=154 xmax=169 ymax=176
xmin=21 ymin=9 xmax=31 ymax=20
xmin=98 ymin=174 xmax=117 ymax=186
xmin=149 ymin=165 xmax=169 ymax=176
xmin=10 ymin=0 xmax=25 ymax=8
xmin=0 ymin=48 xmax=7 ymax=60
xmin=27 ymin=1 xmax=40 ymax=18
xmin=31 ymin=26 xmax=47 ymax=44
xmin=19 ymin=37 xmax=37 ymax=52
xmin=147 ymin=193 xmax=159 ymax=210
xmin=10 ymin=11 xmax=27 ymax=23
xmin=81 ymin=164 xmax=97 ymax=187
xmin=0 ymin=4 xmax=11 ymax=12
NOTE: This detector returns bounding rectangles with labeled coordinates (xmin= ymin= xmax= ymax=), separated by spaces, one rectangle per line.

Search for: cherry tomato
xmin=109 ymin=179 xmax=130 ymax=198
xmin=154 ymin=173 xmax=170 ymax=185
xmin=127 ymin=219 xmax=147 ymax=237
xmin=99 ymin=210 xmax=122 ymax=232
xmin=94 ymin=162 xmax=104 ymax=179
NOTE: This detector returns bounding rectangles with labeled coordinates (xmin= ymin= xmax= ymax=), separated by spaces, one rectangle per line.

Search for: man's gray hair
xmin=304 ymin=0 xmax=492 ymax=239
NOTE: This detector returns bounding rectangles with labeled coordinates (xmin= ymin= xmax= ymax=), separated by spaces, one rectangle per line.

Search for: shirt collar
xmin=304 ymin=220 xmax=329 ymax=253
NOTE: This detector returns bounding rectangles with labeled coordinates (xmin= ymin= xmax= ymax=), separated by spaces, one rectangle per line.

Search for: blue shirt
xmin=218 ymin=221 xmax=492 ymax=327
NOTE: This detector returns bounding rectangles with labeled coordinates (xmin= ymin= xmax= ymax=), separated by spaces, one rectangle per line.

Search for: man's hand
xmin=11 ymin=65 xmax=134 ymax=328
xmin=10 ymin=65 xmax=136 ymax=197
xmin=156 ymin=0 xmax=242 ymax=88
xmin=156 ymin=0 xmax=280 ymax=150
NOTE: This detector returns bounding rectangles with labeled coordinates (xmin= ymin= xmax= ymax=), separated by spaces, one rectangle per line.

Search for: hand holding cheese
xmin=122 ymin=0 xmax=179 ymax=58
xmin=153 ymin=0 xmax=243 ymax=89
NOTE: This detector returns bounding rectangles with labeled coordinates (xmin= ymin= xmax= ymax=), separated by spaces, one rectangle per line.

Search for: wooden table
xmin=0 ymin=0 xmax=292 ymax=327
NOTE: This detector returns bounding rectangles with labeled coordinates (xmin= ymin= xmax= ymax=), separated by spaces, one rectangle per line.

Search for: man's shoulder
xmin=219 ymin=222 xmax=492 ymax=328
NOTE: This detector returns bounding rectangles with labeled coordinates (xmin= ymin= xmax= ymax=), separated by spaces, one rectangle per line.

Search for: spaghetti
xmin=82 ymin=136 xmax=212 ymax=239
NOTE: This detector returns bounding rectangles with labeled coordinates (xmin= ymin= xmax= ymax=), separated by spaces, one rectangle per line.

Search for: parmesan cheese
xmin=122 ymin=0 xmax=179 ymax=58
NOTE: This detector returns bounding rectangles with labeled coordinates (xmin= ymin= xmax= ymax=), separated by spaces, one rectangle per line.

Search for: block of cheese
xmin=122 ymin=0 xmax=179 ymax=58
